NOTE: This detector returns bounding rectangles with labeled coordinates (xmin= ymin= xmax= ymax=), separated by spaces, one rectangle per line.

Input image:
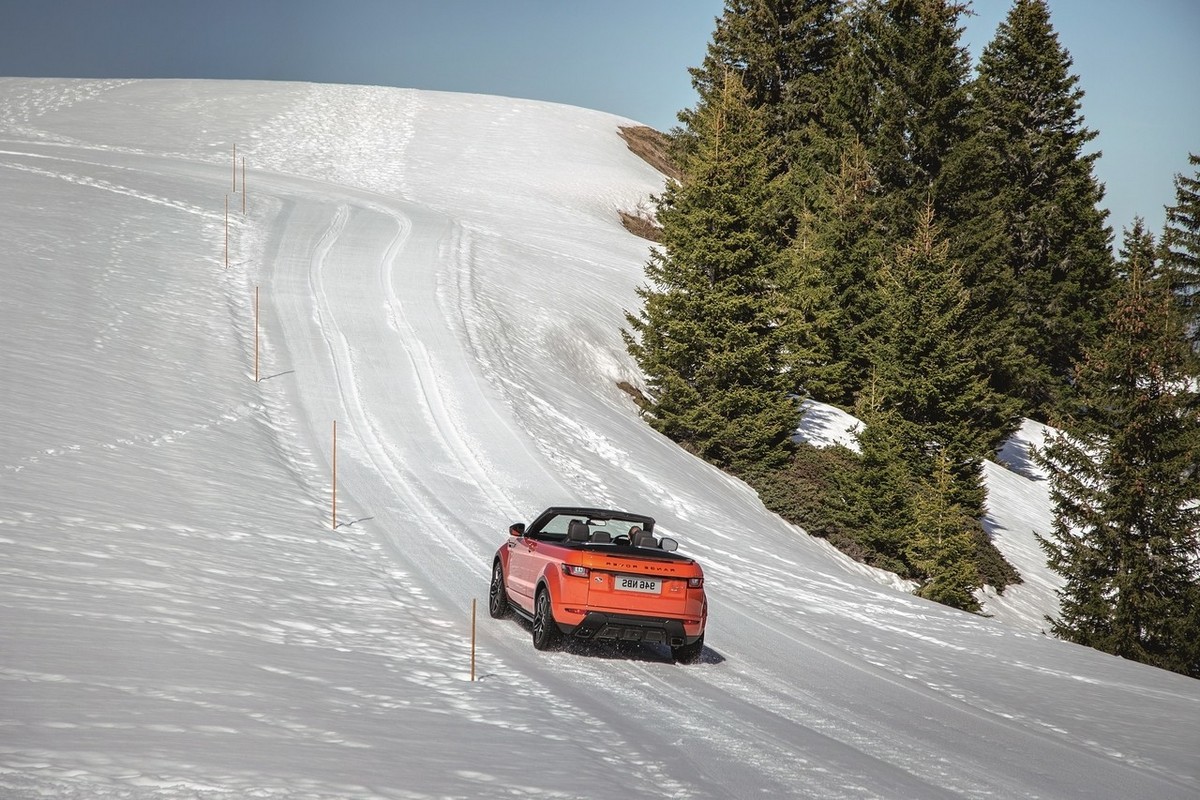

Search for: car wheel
xmin=532 ymin=587 xmax=561 ymax=651
xmin=671 ymin=634 xmax=704 ymax=664
xmin=488 ymin=561 xmax=511 ymax=619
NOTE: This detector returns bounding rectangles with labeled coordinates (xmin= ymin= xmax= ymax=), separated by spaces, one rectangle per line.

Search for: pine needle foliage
xmin=953 ymin=0 xmax=1114 ymax=415
xmin=1036 ymin=222 xmax=1200 ymax=677
xmin=849 ymin=207 xmax=1018 ymax=598
xmin=1162 ymin=153 xmax=1200 ymax=344
xmin=679 ymin=1 xmax=841 ymax=168
xmin=866 ymin=206 xmax=1019 ymax=496
xmin=828 ymin=0 xmax=973 ymax=242
xmin=798 ymin=137 xmax=887 ymax=405
xmin=851 ymin=398 xmax=921 ymax=576
xmin=906 ymin=452 xmax=983 ymax=611
xmin=624 ymin=72 xmax=800 ymax=471
xmin=678 ymin=0 xmax=845 ymax=239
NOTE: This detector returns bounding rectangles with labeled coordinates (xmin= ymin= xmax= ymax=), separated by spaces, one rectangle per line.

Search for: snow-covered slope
xmin=1 ymin=79 xmax=1197 ymax=799
xmin=794 ymin=401 xmax=1066 ymax=632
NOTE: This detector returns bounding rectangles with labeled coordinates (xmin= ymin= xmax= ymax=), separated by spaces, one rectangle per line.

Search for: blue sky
xmin=1 ymin=0 xmax=1196 ymax=240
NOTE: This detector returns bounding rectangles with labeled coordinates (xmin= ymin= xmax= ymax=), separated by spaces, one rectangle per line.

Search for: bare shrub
xmin=620 ymin=210 xmax=662 ymax=242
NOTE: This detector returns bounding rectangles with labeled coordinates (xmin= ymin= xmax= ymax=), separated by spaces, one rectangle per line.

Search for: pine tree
xmin=678 ymin=0 xmax=845 ymax=241
xmin=866 ymin=205 xmax=1018 ymax=513
xmin=849 ymin=208 xmax=1018 ymax=585
xmin=624 ymin=72 xmax=800 ymax=471
xmin=906 ymin=452 xmax=982 ymax=612
xmin=852 ymin=394 xmax=919 ymax=575
xmin=794 ymin=138 xmax=887 ymax=404
xmin=1036 ymin=222 xmax=1200 ymax=677
xmin=951 ymin=0 xmax=1113 ymax=415
xmin=680 ymin=0 xmax=841 ymax=165
xmin=1162 ymin=153 xmax=1200 ymax=344
xmin=828 ymin=0 xmax=973 ymax=240
xmin=810 ymin=0 xmax=977 ymax=405
xmin=776 ymin=221 xmax=838 ymax=401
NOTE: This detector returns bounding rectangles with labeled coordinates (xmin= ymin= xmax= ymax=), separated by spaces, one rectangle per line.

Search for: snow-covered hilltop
xmin=1 ymin=79 xmax=1197 ymax=799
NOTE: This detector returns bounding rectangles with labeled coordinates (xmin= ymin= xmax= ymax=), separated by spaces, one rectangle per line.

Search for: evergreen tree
xmin=828 ymin=0 xmax=973 ymax=240
xmin=624 ymin=72 xmax=800 ymax=471
xmin=776 ymin=222 xmax=839 ymax=401
xmin=1162 ymin=153 xmax=1200 ymax=344
xmin=793 ymin=138 xmax=887 ymax=403
xmin=906 ymin=452 xmax=982 ymax=611
xmin=851 ymin=394 xmax=919 ymax=575
xmin=810 ymin=0 xmax=977 ymax=404
xmin=950 ymin=0 xmax=1113 ymax=415
xmin=1036 ymin=223 xmax=1200 ymax=677
xmin=849 ymin=209 xmax=1018 ymax=588
xmin=679 ymin=0 xmax=841 ymax=167
xmin=866 ymin=205 xmax=1018 ymax=514
xmin=678 ymin=0 xmax=845 ymax=243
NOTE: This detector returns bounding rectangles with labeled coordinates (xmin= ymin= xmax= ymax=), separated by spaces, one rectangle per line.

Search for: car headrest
xmin=567 ymin=519 xmax=590 ymax=542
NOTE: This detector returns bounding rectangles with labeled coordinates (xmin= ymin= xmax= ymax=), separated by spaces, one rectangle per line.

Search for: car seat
xmin=632 ymin=530 xmax=657 ymax=548
xmin=567 ymin=519 xmax=590 ymax=543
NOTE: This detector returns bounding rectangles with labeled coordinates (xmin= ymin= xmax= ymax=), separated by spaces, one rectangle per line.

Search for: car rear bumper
xmin=563 ymin=612 xmax=701 ymax=647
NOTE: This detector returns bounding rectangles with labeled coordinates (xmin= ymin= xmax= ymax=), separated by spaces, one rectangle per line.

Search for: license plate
xmin=616 ymin=575 xmax=661 ymax=594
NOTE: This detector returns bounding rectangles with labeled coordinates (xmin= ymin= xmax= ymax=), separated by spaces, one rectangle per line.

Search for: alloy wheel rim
xmin=490 ymin=565 xmax=502 ymax=610
xmin=534 ymin=594 xmax=547 ymax=636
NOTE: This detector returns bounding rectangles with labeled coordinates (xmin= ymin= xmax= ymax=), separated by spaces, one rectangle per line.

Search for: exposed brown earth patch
xmin=617 ymin=125 xmax=681 ymax=181
xmin=617 ymin=126 xmax=676 ymax=241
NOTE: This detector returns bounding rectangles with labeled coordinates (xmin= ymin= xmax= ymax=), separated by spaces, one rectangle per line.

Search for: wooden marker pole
xmin=332 ymin=420 xmax=337 ymax=530
xmin=224 ymin=194 xmax=229 ymax=269
xmin=471 ymin=599 xmax=477 ymax=681
xmin=254 ymin=286 xmax=259 ymax=382
xmin=242 ymin=157 xmax=247 ymax=215
xmin=233 ymin=143 xmax=237 ymax=192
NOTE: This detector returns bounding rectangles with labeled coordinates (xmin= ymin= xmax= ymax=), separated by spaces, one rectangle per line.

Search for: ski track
xmin=0 ymin=136 xmax=658 ymax=798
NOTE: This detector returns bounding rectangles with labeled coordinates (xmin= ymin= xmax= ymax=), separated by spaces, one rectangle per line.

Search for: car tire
xmin=488 ymin=561 xmax=511 ymax=619
xmin=532 ymin=587 xmax=561 ymax=651
xmin=671 ymin=634 xmax=704 ymax=664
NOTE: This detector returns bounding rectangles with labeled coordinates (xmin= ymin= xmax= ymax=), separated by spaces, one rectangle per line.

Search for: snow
xmin=795 ymin=399 xmax=863 ymax=452
xmin=1 ymin=78 xmax=1197 ymax=799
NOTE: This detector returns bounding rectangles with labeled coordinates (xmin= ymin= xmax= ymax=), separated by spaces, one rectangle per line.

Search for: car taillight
xmin=687 ymin=577 xmax=704 ymax=588
xmin=562 ymin=564 xmax=590 ymax=578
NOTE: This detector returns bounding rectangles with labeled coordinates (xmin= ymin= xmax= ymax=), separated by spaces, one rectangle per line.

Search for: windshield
xmin=537 ymin=513 xmax=649 ymax=540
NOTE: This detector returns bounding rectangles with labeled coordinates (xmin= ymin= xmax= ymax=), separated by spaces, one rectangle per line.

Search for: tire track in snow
xmin=302 ymin=203 xmax=496 ymax=580
xmin=268 ymin=182 xmax=874 ymax=800
xmin=3 ymin=134 xmax=1165 ymax=800
xmin=269 ymin=191 xmax=705 ymax=800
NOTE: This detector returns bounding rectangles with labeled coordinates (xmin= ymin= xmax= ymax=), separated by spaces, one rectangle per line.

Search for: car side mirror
xmin=659 ymin=537 xmax=678 ymax=552
xmin=509 ymin=522 xmax=526 ymax=537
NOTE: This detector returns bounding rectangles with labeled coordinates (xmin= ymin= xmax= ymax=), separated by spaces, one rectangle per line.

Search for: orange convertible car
xmin=489 ymin=506 xmax=707 ymax=663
